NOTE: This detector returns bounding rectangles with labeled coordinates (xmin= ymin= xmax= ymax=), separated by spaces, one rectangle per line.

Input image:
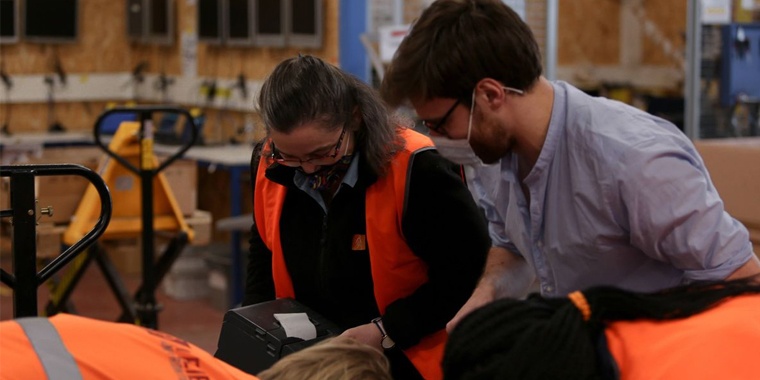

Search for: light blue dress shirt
xmin=471 ymin=81 xmax=753 ymax=296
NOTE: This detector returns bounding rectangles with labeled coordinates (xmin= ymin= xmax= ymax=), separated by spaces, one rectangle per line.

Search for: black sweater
xmin=244 ymin=148 xmax=490 ymax=350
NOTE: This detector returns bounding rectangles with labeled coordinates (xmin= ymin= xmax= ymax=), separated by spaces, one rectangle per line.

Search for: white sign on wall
xmin=702 ymin=0 xmax=732 ymax=24
xmin=378 ymin=24 xmax=411 ymax=63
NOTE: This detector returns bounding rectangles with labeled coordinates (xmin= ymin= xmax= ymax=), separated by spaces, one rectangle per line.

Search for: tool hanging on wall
xmin=154 ymin=72 xmax=175 ymax=104
xmin=132 ymin=61 xmax=149 ymax=84
xmin=229 ymin=72 xmax=250 ymax=145
xmin=121 ymin=61 xmax=149 ymax=102
xmin=55 ymin=106 xmax=199 ymax=329
xmin=45 ymin=55 xmax=68 ymax=133
xmin=199 ymin=78 xmax=222 ymax=144
xmin=234 ymin=72 xmax=248 ymax=100
xmin=217 ymin=84 xmax=234 ymax=145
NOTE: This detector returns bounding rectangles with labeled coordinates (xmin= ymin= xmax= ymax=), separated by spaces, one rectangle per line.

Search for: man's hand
xmin=447 ymin=246 xmax=534 ymax=333
xmin=339 ymin=323 xmax=383 ymax=352
xmin=726 ymin=255 xmax=760 ymax=281
xmin=446 ymin=281 xmax=498 ymax=332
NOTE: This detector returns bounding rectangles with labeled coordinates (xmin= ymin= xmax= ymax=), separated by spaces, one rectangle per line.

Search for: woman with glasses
xmin=244 ymin=55 xmax=491 ymax=380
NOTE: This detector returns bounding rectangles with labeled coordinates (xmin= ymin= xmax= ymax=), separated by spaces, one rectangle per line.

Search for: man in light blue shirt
xmin=381 ymin=0 xmax=760 ymax=331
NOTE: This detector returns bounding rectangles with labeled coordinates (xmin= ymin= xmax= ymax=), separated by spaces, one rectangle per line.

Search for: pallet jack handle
xmin=0 ymin=164 xmax=112 ymax=317
xmin=93 ymin=106 xmax=199 ymax=175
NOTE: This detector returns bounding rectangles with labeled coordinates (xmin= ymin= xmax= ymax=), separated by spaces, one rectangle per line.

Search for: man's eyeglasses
xmin=269 ymin=127 xmax=347 ymax=167
xmin=419 ymin=99 xmax=460 ymax=135
xmin=418 ymin=87 xmax=524 ymax=135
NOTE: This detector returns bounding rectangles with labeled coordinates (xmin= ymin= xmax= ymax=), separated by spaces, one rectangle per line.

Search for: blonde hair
xmin=257 ymin=336 xmax=391 ymax=380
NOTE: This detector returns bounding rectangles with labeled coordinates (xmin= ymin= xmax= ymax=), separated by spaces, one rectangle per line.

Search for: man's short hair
xmin=381 ymin=0 xmax=542 ymax=106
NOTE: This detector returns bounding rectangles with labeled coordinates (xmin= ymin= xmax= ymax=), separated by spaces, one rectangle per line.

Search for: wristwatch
xmin=371 ymin=317 xmax=396 ymax=350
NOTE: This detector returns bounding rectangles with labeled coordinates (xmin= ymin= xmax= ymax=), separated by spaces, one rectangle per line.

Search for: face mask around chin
xmin=430 ymin=136 xmax=485 ymax=166
xmin=301 ymin=154 xmax=354 ymax=190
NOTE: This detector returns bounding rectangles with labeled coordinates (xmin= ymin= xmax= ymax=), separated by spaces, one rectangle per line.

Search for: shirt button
xmin=542 ymin=284 xmax=554 ymax=293
xmin=536 ymin=241 xmax=544 ymax=249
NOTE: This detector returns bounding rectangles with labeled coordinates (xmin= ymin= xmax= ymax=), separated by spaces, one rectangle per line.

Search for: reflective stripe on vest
xmin=16 ymin=317 xmax=83 ymax=380
xmin=254 ymin=128 xmax=447 ymax=380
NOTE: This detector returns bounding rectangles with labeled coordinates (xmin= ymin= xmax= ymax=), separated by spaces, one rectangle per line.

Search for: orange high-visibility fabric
xmin=605 ymin=295 xmax=760 ymax=380
xmin=0 ymin=314 xmax=259 ymax=380
xmin=0 ymin=319 xmax=48 ymax=379
xmin=254 ymin=128 xmax=446 ymax=380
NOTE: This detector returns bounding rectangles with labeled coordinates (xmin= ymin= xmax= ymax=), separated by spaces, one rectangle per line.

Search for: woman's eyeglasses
xmin=269 ymin=128 xmax=347 ymax=167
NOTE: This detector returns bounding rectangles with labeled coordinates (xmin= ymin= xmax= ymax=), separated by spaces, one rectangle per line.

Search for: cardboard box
xmin=1 ymin=173 xmax=87 ymax=226
xmin=5 ymin=148 xmax=197 ymax=225
xmin=0 ymin=222 xmax=63 ymax=269
xmin=37 ymin=223 xmax=66 ymax=259
xmin=103 ymin=209 xmax=212 ymax=276
xmin=694 ymin=138 xmax=760 ymax=253
xmin=8 ymin=147 xmax=104 ymax=225
xmin=185 ymin=209 xmax=212 ymax=246
xmin=161 ymin=159 xmax=198 ymax=217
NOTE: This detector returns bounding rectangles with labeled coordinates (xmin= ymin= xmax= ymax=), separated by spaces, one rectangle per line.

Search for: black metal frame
xmin=1 ymin=106 xmax=199 ymax=328
xmin=91 ymin=105 xmax=199 ymax=328
xmin=0 ymin=164 xmax=112 ymax=318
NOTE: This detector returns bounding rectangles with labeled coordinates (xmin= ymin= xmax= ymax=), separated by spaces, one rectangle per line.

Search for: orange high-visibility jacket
xmin=254 ymin=128 xmax=447 ymax=380
xmin=605 ymin=295 xmax=760 ymax=379
xmin=0 ymin=313 xmax=258 ymax=380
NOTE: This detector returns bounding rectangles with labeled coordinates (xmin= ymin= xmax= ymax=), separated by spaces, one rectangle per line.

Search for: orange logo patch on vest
xmin=351 ymin=234 xmax=367 ymax=251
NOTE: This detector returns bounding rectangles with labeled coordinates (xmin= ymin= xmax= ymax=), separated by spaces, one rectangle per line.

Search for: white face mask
xmin=430 ymin=89 xmax=484 ymax=166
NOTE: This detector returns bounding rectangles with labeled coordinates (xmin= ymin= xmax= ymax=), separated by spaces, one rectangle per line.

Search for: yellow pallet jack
xmin=48 ymin=106 xmax=200 ymax=329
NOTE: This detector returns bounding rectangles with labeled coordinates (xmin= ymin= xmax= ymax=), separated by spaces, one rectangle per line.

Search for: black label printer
xmin=214 ymin=298 xmax=343 ymax=375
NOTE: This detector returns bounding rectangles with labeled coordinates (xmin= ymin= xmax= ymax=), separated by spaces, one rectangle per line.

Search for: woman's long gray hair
xmin=257 ymin=55 xmax=403 ymax=175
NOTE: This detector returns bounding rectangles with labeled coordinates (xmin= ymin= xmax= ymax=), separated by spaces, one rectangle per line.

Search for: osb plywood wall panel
xmin=400 ymin=0 xmax=626 ymax=68
xmin=195 ymin=107 xmax=265 ymax=144
xmin=641 ymin=0 xmax=687 ymax=67
xmin=5 ymin=102 xmax=112 ymax=133
xmin=130 ymin=0 xmax=191 ymax=76
xmin=0 ymin=0 xmax=130 ymax=74
xmin=403 ymin=0 xmax=425 ymax=23
xmin=1 ymin=0 xmax=338 ymax=134
xmin=525 ymin=0 xmax=547 ymax=65
xmin=197 ymin=0 xmax=339 ymax=78
xmin=558 ymin=0 xmax=621 ymax=65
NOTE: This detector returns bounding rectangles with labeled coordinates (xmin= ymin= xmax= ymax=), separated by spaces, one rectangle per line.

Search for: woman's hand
xmin=339 ymin=323 xmax=383 ymax=352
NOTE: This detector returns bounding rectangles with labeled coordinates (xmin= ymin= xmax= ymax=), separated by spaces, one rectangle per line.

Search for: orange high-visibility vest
xmin=0 ymin=313 xmax=259 ymax=380
xmin=605 ymin=295 xmax=760 ymax=380
xmin=254 ymin=128 xmax=447 ymax=380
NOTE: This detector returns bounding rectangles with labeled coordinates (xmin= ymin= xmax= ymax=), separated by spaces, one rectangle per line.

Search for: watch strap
xmin=371 ymin=317 xmax=396 ymax=350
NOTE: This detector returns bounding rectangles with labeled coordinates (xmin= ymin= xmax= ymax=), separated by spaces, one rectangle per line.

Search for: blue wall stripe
xmin=339 ymin=0 xmax=369 ymax=83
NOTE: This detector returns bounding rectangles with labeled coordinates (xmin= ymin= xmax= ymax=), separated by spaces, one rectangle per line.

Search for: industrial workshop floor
xmin=0 ymin=247 xmax=226 ymax=354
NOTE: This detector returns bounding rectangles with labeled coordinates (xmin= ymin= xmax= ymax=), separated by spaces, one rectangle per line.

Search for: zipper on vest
xmin=317 ymin=212 xmax=329 ymax=292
